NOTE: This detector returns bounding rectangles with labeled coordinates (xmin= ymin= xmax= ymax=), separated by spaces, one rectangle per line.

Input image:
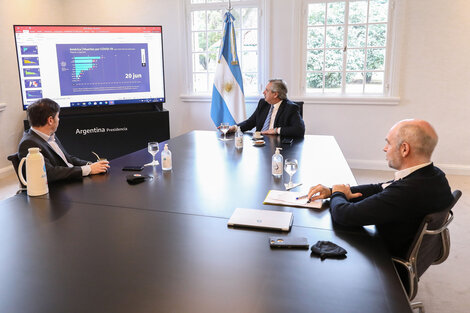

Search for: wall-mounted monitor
xmin=14 ymin=25 xmax=165 ymax=111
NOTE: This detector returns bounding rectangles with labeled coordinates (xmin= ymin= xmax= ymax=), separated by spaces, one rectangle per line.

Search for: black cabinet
xmin=53 ymin=110 xmax=170 ymax=160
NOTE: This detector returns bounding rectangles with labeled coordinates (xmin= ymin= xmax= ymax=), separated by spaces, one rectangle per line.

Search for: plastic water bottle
xmin=272 ymin=147 xmax=283 ymax=177
xmin=161 ymin=144 xmax=172 ymax=170
xmin=235 ymin=126 xmax=243 ymax=149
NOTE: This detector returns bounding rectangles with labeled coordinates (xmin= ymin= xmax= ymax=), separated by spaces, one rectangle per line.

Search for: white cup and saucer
xmin=252 ymin=131 xmax=263 ymax=140
xmin=252 ymin=131 xmax=265 ymax=146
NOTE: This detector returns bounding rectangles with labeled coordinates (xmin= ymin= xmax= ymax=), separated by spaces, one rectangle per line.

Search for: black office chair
xmin=293 ymin=101 xmax=303 ymax=117
xmin=7 ymin=153 xmax=26 ymax=192
xmin=392 ymin=190 xmax=462 ymax=313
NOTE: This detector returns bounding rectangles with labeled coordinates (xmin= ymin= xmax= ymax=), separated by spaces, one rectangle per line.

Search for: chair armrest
xmin=424 ymin=211 xmax=453 ymax=236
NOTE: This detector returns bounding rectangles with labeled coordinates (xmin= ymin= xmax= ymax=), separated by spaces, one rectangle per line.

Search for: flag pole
xmin=228 ymin=0 xmax=232 ymax=12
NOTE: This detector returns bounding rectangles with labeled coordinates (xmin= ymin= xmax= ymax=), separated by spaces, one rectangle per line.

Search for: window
xmin=186 ymin=0 xmax=262 ymax=96
xmin=304 ymin=0 xmax=394 ymax=96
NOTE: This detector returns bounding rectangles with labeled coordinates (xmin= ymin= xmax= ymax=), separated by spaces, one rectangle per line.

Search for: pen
xmin=296 ymin=195 xmax=308 ymax=200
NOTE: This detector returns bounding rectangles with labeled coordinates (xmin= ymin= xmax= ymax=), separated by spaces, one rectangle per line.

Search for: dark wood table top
xmin=0 ymin=195 xmax=412 ymax=313
xmin=2 ymin=131 xmax=412 ymax=312
xmin=42 ymin=131 xmax=358 ymax=230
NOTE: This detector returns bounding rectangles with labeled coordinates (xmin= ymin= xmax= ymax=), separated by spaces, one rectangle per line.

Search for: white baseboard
xmin=347 ymin=159 xmax=392 ymax=172
xmin=0 ymin=165 xmax=14 ymax=179
xmin=433 ymin=163 xmax=470 ymax=176
xmin=347 ymin=159 xmax=470 ymax=176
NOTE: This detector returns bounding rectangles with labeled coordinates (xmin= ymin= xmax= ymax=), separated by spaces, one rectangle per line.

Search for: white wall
xmin=0 ymin=0 xmax=65 ymax=174
xmin=1 ymin=0 xmax=469 ymax=175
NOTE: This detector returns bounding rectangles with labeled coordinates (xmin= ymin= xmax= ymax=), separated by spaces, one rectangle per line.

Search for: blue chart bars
xmin=26 ymin=90 xmax=43 ymax=99
xmin=73 ymin=56 xmax=102 ymax=80
xmin=56 ymin=43 xmax=151 ymax=96
xmin=21 ymin=45 xmax=38 ymax=55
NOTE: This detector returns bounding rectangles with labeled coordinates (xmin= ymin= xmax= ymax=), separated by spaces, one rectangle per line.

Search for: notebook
xmin=227 ymin=208 xmax=293 ymax=231
xmin=263 ymin=190 xmax=323 ymax=209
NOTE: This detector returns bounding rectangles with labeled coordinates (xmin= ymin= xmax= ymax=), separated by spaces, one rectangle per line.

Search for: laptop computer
xmin=227 ymin=208 xmax=293 ymax=231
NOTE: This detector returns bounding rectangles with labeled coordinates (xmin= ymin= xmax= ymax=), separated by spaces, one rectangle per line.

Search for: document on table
xmin=263 ymin=190 xmax=323 ymax=209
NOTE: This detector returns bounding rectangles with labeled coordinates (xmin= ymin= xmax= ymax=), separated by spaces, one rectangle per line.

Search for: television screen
xmin=14 ymin=25 xmax=165 ymax=110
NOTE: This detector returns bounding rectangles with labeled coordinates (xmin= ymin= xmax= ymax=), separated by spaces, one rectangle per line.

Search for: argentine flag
xmin=211 ymin=11 xmax=246 ymax=127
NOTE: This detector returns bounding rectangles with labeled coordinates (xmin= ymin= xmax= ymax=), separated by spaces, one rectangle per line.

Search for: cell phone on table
xmin=269 ymin=237 xmax=309 ymax=249
xmin=122 ymin=165 xmax=144 ymax=171
xmin=281 ymin=138 xmax=293 ymax=145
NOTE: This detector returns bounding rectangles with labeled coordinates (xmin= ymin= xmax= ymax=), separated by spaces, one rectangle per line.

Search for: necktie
xmin=261 ymin=105 xmax=274 ymax=131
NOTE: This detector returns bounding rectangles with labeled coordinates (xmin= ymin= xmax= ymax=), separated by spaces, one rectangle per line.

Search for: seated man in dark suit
xmin=18 ymin=98 xmax=109 ymax=183
xmin=307 ymin=119 xmax=453 ymax=259
xmin=228 ymin=79 xmax=305 ymax=138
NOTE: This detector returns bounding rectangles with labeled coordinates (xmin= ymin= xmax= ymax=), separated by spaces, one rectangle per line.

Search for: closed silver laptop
xmin=227 ymin=208 xmax=293 ymax=231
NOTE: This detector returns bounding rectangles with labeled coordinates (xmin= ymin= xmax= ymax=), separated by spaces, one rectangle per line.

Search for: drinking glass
xmin=147 ymin=142 xmax=159 ymax=166
xmin=284 ymin=158 xmax=298 ymax=188
xmin=220 ymin=123 xmax=230 ymax=141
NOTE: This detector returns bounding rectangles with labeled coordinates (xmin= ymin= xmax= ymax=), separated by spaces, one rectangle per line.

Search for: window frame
xmin=182 ymin=0 xmax=267 ymax=102
xmin=299 ymin=0 xmax=401 ymax=105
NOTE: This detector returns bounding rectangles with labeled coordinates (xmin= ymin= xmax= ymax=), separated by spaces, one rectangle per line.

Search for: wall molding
xmin=347 ymin=159 xmax=470 ymax=176
xmin=298 ymin=96 xmax=400 ymax=106
xmin=179 ymin=94 xmax=260 ymax=105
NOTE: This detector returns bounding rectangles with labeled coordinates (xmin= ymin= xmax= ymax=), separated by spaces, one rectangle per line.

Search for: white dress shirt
xmin=31 ymin=127 xmax=91 ymax=176
xmin=382 ymin=162 xmax=432 ymax=189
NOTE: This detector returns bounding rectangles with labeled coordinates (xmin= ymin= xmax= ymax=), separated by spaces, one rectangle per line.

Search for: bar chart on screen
xmin=56 ymin=43 xmax=151 ymax=96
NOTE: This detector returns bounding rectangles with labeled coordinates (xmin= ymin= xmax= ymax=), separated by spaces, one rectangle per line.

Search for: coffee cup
xmin=254 ymin=131 xmax=262 ymax=138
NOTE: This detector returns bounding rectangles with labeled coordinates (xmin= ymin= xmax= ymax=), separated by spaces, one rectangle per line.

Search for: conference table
xmin=41 ymin=131 xmax=358 ymax=230
xmin=0 ymin=131 xmax=413 ymax=313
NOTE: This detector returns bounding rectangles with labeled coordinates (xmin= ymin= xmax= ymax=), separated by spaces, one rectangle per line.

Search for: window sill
xmin=180 ymin=95 xmax=400 ymax=106
xmin=296 ymin=95 xmax=400 ymax=106
xmin=180 ymin=94 xmax=261 ymax=104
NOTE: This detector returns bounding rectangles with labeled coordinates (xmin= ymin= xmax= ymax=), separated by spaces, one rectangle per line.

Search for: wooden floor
xmin=1 ymin=168 xmax=469 ymax=312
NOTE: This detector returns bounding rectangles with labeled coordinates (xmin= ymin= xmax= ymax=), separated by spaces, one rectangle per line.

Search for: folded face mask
xmin=310 ymin=240 xmax=347 ymax=260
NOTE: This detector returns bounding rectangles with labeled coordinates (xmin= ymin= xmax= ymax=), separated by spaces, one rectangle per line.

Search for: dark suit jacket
xmin=18 ymin=130 xmax=90 ymax=183
xmin=237 ymin=99 xmax=305 ymax=138
xmin=329 ymin=164 xmax=453 ymax=259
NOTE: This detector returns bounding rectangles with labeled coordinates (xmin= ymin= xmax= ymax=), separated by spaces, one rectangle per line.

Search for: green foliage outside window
xmin=306 ymin=0 xmax=389 ymax=93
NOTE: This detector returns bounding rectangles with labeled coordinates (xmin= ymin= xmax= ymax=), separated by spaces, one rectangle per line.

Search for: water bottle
xmin=272 ymin=147 xmax=283 ymax=177
xmin=161 ymin=143 xmax=172 ymax=170
xmin=235 ymin=126 xmax=243 ymax=149
xmin=18 ymin=147 xmax=48 ymax=196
